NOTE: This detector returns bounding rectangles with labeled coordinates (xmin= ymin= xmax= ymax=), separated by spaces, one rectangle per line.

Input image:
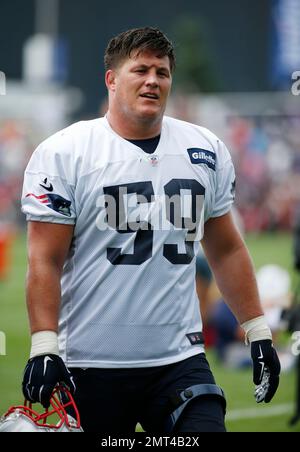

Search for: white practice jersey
xmin=22 ymin=116 xmax=235 ymax=368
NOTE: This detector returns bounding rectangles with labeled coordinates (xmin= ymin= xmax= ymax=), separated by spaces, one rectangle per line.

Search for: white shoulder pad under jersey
xmin=22 ymin=116 xmax=235 ymax=368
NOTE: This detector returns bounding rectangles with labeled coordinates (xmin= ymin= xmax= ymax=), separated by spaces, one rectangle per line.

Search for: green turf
xmin=245 ymin=232 xmax=297 ymax=284
xmin=0 ymin=231 xmax=299 ymax=432
xmin=0 ymin=233 xmax=29 ymax=414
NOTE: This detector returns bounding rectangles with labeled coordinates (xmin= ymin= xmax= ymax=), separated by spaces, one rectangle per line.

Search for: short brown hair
xmin=104 ymin=27 xmax=175 ymax=72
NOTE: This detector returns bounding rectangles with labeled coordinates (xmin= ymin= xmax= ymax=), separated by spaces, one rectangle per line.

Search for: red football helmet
xmin=0 ymin=385 xmax=83 ymax=432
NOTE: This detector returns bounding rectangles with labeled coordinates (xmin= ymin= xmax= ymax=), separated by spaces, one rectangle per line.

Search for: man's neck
xmin=106 ymin=110 xmax=163 ymax=140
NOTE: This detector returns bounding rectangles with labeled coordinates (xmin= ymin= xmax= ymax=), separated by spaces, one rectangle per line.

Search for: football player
xmin=21 ymin=27 xmax=280 ymax=432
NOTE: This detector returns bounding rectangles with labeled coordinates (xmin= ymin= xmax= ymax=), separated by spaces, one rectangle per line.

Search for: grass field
xmin=0 ymin=231 xmax=299 ymax=432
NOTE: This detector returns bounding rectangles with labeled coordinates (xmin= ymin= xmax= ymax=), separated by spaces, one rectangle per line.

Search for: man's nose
xmin=145 ymin=71 xmax=159 ymax=87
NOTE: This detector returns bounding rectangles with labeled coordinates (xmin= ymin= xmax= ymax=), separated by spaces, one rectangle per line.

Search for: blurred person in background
xmin=256 ymin=265 xmax=291 ymax=344
xmin=206 ymin=264 xmax=292 ymax=369
xmin=21 ymin=27 xmax=280 ymax=433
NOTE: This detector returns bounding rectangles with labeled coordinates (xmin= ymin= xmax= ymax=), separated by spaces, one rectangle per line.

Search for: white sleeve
xmin=21 ymin=139 xmax=76 ymax=225
xmin=210 ymin=141 xmax=236 ymax=218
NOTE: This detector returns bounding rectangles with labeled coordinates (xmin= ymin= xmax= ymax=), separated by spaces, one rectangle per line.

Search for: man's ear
xmin=105 ymin=69 xmax=116 ymax=92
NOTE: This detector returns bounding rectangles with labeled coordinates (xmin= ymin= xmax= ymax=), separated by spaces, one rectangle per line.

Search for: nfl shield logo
xmin=148 ymin=155 xmax=159 ymax=166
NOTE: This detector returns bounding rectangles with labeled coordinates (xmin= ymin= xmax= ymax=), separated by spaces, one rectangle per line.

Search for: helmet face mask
xmin=0 ymin=385 xmax=83 ymax=432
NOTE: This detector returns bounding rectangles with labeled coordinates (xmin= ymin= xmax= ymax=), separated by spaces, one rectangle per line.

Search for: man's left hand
xmin=251 ymin=339 xmax=281 ymax=403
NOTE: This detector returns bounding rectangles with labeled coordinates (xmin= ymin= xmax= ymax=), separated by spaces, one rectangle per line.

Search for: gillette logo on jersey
xmin=187 ymin=148 xmax=216 ymax=171
xmin=25 ymin=193 xmax=72 ymax=217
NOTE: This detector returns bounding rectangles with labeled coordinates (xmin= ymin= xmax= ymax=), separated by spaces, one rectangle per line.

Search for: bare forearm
xmin=26 ymin=222 xmax=73 ymax=335
xmin=207 ymin=242 xmax=263 ymax=324
xmin=26 ymin=261 xmax=62 ymax=334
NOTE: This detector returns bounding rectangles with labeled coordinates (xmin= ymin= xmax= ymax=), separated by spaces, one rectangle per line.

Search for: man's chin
xmin=137 ymin=107 xmax=163 ymax=122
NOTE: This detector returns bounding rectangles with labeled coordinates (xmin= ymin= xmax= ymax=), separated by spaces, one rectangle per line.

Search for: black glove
xmin=251 ymin=339 xmax=281 ymax=403
xmin=22 ymin=354 xmax=76 ymax=408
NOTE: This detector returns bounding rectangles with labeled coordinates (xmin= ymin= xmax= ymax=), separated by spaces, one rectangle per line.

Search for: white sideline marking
xmin=227 ymin=403 xmax=293 ymax=421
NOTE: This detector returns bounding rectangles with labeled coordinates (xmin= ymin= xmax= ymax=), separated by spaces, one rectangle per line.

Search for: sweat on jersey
xmin=21 ymin=115 xmax=235 ymax=368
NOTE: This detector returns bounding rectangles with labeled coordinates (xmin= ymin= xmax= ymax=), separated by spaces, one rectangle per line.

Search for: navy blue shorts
xmin=69 ymin=353 xmax=226 ymax=433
